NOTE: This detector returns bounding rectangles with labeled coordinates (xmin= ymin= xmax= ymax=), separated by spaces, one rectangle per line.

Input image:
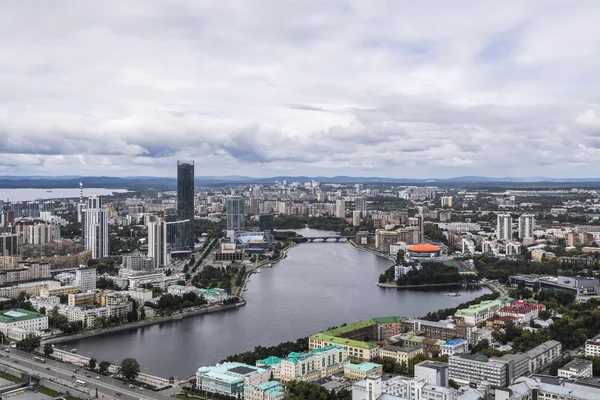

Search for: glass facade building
xmin=177 ymin=160 xmax=195 ymax=250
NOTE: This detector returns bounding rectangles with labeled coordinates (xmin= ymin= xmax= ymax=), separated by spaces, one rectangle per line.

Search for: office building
xmin=454 ymin=297 xmax=513 ymax=326
xmin=497 ymin=214 xmax=513 ymax=241
xmin=497 ymin=376 xmax=600 ymax=400
xmin=0 ymin=308 xmax=48 ymax=341
xmin=81 ymin=195 xmax=109 ymax=259
xmin=259 ymin=213 xmax=275 ymax=234
xmin=378 ymin=345 xmax=424 ymax=365
xmin=166 ymin=219 xmax=193 ymax=254
xmin=68 ymin=292 xmax=96 ymax=307
xmin=441 ymin=196 xmax=453 ymax=208
xmin=414 ymin=360 xmax=449 ymax=387
xmin=196 ymin=362 xmax=269 ymax=398
xmin=0 ymin=233 xmax=18 ymax=256
xmin=440 ymin=339 xmax=468 ymax=356
xmin=147 ymin=216 xmax=169 ymax=267
xmin=355 ymin=196 xmax=367 ymax=215
xmin=177 ymin=160 xmax=195 ymax=250
xmin=343 ymin=362 xmax=382 ymax=380
xmin=75 ymin=266 xmax=97 ymax=292
xmin=557 ymin=358 xmax=593 ymax=378
xmin=335 ymin=197 xmax=346 ymax=218
xmin=243 ymin=381 xmax=285 ymax=400
xmin=280 ymin=345 xmax=348 ymax=382
xmin=249 ymin=198 xmax=260 ymax=215
xmin=226 ymin=195 xmax=245 ymax=232
xmin=518 ymin=214 xmax=535 ymax=240
xmin=449 ymin=354 xmax=508 ymax=387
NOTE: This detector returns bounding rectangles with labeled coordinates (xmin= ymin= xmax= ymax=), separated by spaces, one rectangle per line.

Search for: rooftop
xmin=526 ymin=340 xmax=561 ymax=358
xmin=558 ymin=358 xmax=593 ymax=373
xmin=285 ymin=344 xmax=347 ymax=364
xmin=344 ymin=362 xmax=382 ymax=372
xmin=443 ymin=339 xmax=466 ymax=346
xmin=0 ymin=308 xmax=46 ymax=324
xmin=310 ymin=333 xmax=378 ymax=350
xmin=408 ymin=244 xmax=441 ymax=252
xmin=415 ymin=360 xmax=448 ymax=371
xmin=256 ymin=356 xmax=282 ymax=366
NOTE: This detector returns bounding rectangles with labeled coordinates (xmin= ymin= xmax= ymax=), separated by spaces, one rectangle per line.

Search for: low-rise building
xmin=0 ymin=280 xmax=61 ymax=299
xmin=399 ymin=331 xmax=446 ymax=352
xmin=496 ymin=376 xmax=600 ymax=400
xmin=440 ymin=339 xmax=468 ymax=356
xmin=557 ymin=358 xmax=593 ymax=379
xmin=280 ymin=345 xmax=348 ymax=382
xmin=243 ymin=381 xmax=285 ymax=400
xmin=343 ymin=362 xmax=382 ymax=380
xmin=0 ymin=308 xmax=48 ymax=340
xmin=414 ymin=360 xmax=449 ymax=387
xmin=585 ymin=338 xmax=600 ymax=357
xmin=498 ymin=302 xmax=539 ymax=323
xmin=378 ymin=345 xmax=424 ymax=365
xmin=449 ymin=354 xmax=508 ymax=387
xmin=68 ymin=292 xmax=96 ymax=307
xmin=454 ymin=297 xmax=513 ymax=326
xmin=256 ymin=356 xmax=282 ymax=380
xmin=526 ymin=340 xmax=561 ymax=374
xmin=39 ymin=285 xmax=80 ymax=297
xmin=352 ymin=375 xmax=458 ymax=400
xmin=196 ymin=362 xmax=269 ymax=398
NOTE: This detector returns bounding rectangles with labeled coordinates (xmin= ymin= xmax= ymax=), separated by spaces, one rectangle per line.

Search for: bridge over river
xmin=291 ymin=235 xmax=353 ymax=242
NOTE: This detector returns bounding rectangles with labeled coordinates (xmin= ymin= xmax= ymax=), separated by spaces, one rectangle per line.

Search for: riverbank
xmin=347 ymin=240 xmax=396 ymax=260
xmin=377 ymin=282 xmax=476 ymax=289
xmin=45 ymin=300 xmax=246 ymax=345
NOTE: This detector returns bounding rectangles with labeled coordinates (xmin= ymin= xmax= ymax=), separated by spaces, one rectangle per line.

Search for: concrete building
xmin=226 ymin=195 xmax=245 ymax=232
xmin=75 ymin=266 xmax=97 ymax=292
xmin=68 ymin=292 xmax=96 ymax=307
xmin=518 ymin=214 xmax=535 ymax=240
xmin=14 ymin=221 xmax=61 ymax=245
xmin=244 ymin=381 xmax=285 ymax=400
xmin=353 ymin=210 xmax=362 ymax=227
xmin=177 ymin=160 xmax=195 ymax=250
xmin=0 ymin=233 xmax=18 ymax=256
xmin=441 ymin=196 xmax=453 ymax=208
xmin=352 ymin=375 xmax=458 ymax=400
xmin=0 ymin=280 xmax=61 ymax=299
xmin=378 ymin=345 xmax=424 ymax=365
xmin=355 ymin=196 xmax=367 ymax=216
xmin=335 ymin=197 xmax=346 ymax=218
xmin=527 ymin=340 xmax=561 ymax=374
xmin=449 ymin=354 xmax=508 ymax=387
xmin=496 ymin=376 xmax=600 ymax=400
xmin=585 ymin=338 xmax=600 ymax=357
xmin=81 ymin=195 xmax=109 ymax=259
xmin=491 ymin=353 xmax=530 ymax=384
xmin=497 ymin=214 xmax=513 ymax=241
xmin=0 ymin=262 xmax=51 ymax=285
xmin=498 ymin=302 xmax=539 ymax=323
xmin=39 ymin=285 xmax=81 ymax=297
xmin=344 ymin=362 xmax=382 ymax=380
xmin=557 ymin=358 xmax=593 ymax=379
xmin=414 ymin=360 xmax=449 ymax=387
xmin=440 ymin=339 xmax=468 ymax=356
xmin=0 ymin=308 xmax=48 ymax=341
xmin=454 ymin=297 xmax=513 ymax=326
xmin=196 ymin=362 xmax=269 ymax=398
xmin=280 ymin=345 xmax=348 ymax=382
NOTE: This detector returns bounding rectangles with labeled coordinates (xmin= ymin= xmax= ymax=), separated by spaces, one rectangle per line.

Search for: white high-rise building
xmin=335 ymin=197 xmax=346 ymax=218
xmin=147 ymin=216 xmax=169 ymax=268
xmin=75 ymin=266 xmax=97 ymax=292
xmin=81 ymin=195 xmax=109 ymax=259
xmin=352 ymin=210 xmax=361 ymax=227
xmin=441 ymin=196 xmax=453 ymax=207
xmin=518 ymin=214 xmax=535 ymax=240
xmin=496 ymin=214 xmax=513 ymax=241
xmin=226 ymin=195 xmax=245 ymax=231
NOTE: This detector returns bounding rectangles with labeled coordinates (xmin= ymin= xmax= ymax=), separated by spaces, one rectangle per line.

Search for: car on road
xmin=13 ymin=360 xmax=17 ymax=363
xmin=115 ymin=393 xmax=121 ymax=396
xmin=71 ymin=375 xmax=76 ymax=379
xmin=129 ymin=384 xmax=134 ymax=388
xmin=138 ymin=387 xmax=143 ymax=391
xmin=96 ymin=376 xmax=100 ymax=379
xmin=46 ymin=367 xmax=51 ymax=370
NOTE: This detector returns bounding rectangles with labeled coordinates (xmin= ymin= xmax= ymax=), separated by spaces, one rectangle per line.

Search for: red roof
xmin=408 ymin=244 xmax=441 ymax=253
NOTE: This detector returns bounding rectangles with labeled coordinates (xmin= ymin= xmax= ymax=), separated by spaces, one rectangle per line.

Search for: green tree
xmin=120 ymin=358 xmax=141 ymax=381
xmin=16 ymin=334 xmax=41 ymax=352
xmin=139 ymin=307 xmax=146 ymax=320
xmin=43 ymin=343 xmax=53 ymax=357
xmin=99 ymin=361 xmax=111 ymax=374
xmin=89 ymin=357 xmax=97 ymax=370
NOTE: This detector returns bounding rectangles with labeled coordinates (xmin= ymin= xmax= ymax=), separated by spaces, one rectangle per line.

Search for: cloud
xmin=0 ymin=1 xmax=599 ymax=178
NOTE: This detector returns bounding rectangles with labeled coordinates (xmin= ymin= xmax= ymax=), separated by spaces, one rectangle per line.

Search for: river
xmin=0 ymin=188 xmax=128 ymax=202
xmin=61 ymin=228 xmax=490 ymax=378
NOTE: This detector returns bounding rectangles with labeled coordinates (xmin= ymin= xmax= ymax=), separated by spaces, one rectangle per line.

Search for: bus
xmin=75 ymin=380 xmax=86 ymax=386
xmin=33 ymin=356 xmax=45 ymax=363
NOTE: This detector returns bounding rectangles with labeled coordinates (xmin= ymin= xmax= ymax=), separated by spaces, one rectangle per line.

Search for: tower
xmin=226 ymin=195 xmax=245 ymax=232
xmin=147 ymin=216 xmax=169 ymax=267
xmin=518 ymin=214 xmax=535 ymax=240
xmin=335 ymin=197 xmax=346 ymax=219
xmin=81 ymin=195 xmax=109 ymax=259
xmin=177 ymin=161 xmax=195 ymax=250
xmin=496 ymin=214 xmax=513 ymax=241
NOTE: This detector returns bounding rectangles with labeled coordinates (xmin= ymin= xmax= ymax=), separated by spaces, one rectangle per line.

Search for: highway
xmin=0 ymin=346 xmax=174 ymax=400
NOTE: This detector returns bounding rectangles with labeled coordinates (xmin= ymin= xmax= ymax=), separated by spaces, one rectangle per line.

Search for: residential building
xmin=353 ymin=210 xmax=361 ymax=227
xmin=414 ymin=360 xmax=449 ymax=387
xmin=0 ymin=308 xmax=48 ymax=341
xmin=68 ymin=292 xmax=96 ymax=307
xmin=14 ymin=221 xmax=61 ymax=245
xmin=335 ymin=197 xmax=346 ymax=218
xmin=355 ymin=196 xmax=367 ymax=216
xmin=454 ymin=297 xmax=513 ymax=326
xmin=518 ymin=214 xmax=535 ymax=240
xmin=449 ymin=354 xmax=508 ymax=387
xmin=147 ymin=216 xmax=169 ymax=268
xmin=378 ymin=345 xmax=424 ymax=365
xmin=39 ymin=285 xmax=80 ymax=297
xmin=226 ymin=195 xmax=245 ymax=232
xmin=498 ymin=302 xmax=539 ymax=323
xmin=344 ymin=362 xmax=382 ymax=380
xmin=0 ymin=280 xmax=61 ymax=299
xmin=0 ymin=233 xmax=18 ymax=256
xmin=196 ymin=362 xmax=269 ymax=398
xmin=81 ymin=195 xmax=109 ymax=259
xmin=497 ymin=214 xmax=513 ymax=241
xmin=441 ymin=196 xmax=453 ymax=208
xmin=585 ymin=338 xmax=600 ymax=357
xmin=75 ymin=266 xmax=97 ymax=292
xmin=527 ymin=340 xmax=561 ymax=374
xmin=243 ymin=381 xmax=285 ymax=400
xmin=177 ymin=160 xmax=195 ymax=250
xmin=0 ymin=262 xmax=51 ymax=285
xmin=557 ymin=358 xmax=593 ymax=379
xmin=440 ymin=339 xmax=468 ymax=356
xmin=280 ymin=345 xmax=348 ymax=382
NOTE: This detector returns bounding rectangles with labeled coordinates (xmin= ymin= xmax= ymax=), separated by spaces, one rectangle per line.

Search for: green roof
xmin=455 ymin=297 xmax=514 ymax=317
xmin=323 ymin=319 xmax=377 ymax=337
xmin=310 ymin=334 xmax=378 ymax=350
xmin=344 ymin=362 xmax=382 ymax=372
xmin=256 ymin=356 xmax=282 ymax=366
xmin=372 ymin=316 xmax=406 ymax=324
xmin=286 ymin=345 xmax=347 ymax=364
xmin=0 ymin=308 xmax=45 ymax=324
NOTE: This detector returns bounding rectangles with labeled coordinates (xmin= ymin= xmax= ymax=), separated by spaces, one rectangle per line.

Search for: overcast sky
xmin=2 ymin=1 xmax=600 ymax=178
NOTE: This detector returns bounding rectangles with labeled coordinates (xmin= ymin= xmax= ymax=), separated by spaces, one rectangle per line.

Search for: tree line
xmin=222 ymin=337 xmax=309 ymax=366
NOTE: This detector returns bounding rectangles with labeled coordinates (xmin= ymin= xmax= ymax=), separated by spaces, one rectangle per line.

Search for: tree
xmin=16 ymin=334 xmax=41 ymax=352
xmin=139 ymin=307 xmax=146 ymax=320
xmin=99 ymin=361 xmax=111 ymax=374
xmin=89 ymin=357 xmax=97 ymax=370
xmin=120 ymin=358 xmax=141 ymax=381
xmin=39 ymin=307 xmax=46 ymax=315
xmin=43 ymin=343 xmax=54 ymax=357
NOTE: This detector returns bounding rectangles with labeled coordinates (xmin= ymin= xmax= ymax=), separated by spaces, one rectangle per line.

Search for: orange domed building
xmin=406 ymin=243 xmax=442 ymax=259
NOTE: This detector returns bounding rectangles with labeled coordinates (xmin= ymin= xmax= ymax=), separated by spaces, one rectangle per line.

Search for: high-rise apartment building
xmin=355 ymin=196 xmax=367 ymax=216
xmin=441 ymin=196 xmax=453 ymax=208
xmin=518 ymin=214 xmax=535 ymax=240
xmin=81 ymin=195 xmax=109 ymax=259
xmin=335 ymin=197 xmax=346 ymax=218
xmin=226 ymin=195 xmax=245 ymax=232
xmin=75 ymin=266 xmax=97 ymax=292
xmin=496 ymin=214 xmax=513 ymax=241
xmin=177 ymin=161 xmax=195 ymax=250
xmin=147 ymin=216 xmax=169 ymax=268
xmin=0 ymin=234 xmax=18 ymax=256
xmin=353 ymin=210 xmax=361 ymax=227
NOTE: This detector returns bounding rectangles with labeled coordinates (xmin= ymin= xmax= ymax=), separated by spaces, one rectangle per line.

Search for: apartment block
xmin=68 ymin=292 xmax=96 ymax=307
xmin=379 ymin=345 xmax=424 ymax=365
xmin=449 ymin=354 xmax=508 ymax=387
xmin=557 ymin=358 xmax=593 ymax=379
xmin=527 ymin=340 xmax=561 ymax=374
xmin=280 ymin=345 xmax=348 ymax=382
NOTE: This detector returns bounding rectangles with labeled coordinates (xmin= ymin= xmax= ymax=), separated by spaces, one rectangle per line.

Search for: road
xmin=0 ymin=346 xmax=173 ymax=400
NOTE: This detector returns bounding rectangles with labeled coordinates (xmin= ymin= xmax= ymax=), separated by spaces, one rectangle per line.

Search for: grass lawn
xmin=36 ymin=387 xmax=62 ymax=397
xmin=65 ymin=396 xmax=82 ymax=400
xmin=0 ymin=371 xmax=22 ymax=383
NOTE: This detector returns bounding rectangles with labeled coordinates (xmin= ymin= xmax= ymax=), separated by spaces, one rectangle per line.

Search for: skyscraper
xmin=177 ymin=160 xmax=195 ymax=250
xmin=147 ymin=216 xmax=169 ymax=268
xmin=259 ymin=213 xmax=275 ymax=234
xmin=355 ymin=196 xmax=367 ymax=216
xmin=335 ymin=197 xmax=346 ymax=218
xmin=518 ymin=214 xmax=535 ymax=240
xmin=226 ymin=195 xmax=245 ymax=231
xmin=81 ymin=195 xmax=109 ymax=259
xmin=496 ymin=214 xmax=513 ymax=241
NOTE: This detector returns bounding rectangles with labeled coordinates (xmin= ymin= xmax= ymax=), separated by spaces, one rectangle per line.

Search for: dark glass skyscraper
xmin=177 ymin=160 xmax=195 ymax=250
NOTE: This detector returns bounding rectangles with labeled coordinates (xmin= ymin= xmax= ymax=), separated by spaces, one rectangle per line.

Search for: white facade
xmin=82 ymin=196 xmax=109 ymax=259
xmin=497 ymin=214 xmax=513 ymax=241
xmin=352 ymin=376 xmax=457 ymax=400
xmin=335 ymin=198 xmax=346 ymax=218
xmin=147 ymin=216 xmax=169 ymax=268
xmin=280 ymin=345 xmax=348 ymax=382
xmin=440 ymin=340 xmax=469 ymax=356
xmin=0 ymin=309 xmax=49 ymax=340
xmin=75 ymin=267 xmax=97 ymax=292
xmin=449 ymin=354 xmax=507 ymax=387
xmin=585 ymin=339 xmax=600 ymax=357
xmin=441 ymin=196 xmax=453 ymax=207
xmin=557 ymin=359 xmax=593 ymax=379
xmin=518 ymin=214 xmax=535 ymax=240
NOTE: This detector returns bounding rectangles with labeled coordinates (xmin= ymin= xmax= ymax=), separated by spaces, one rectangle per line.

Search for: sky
xmin=2 ymin=1 xmax=600 ymax=179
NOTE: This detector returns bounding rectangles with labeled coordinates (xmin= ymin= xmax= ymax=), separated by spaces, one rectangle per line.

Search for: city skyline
xmin=2 ymin=2 xmax=600 ymax=179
